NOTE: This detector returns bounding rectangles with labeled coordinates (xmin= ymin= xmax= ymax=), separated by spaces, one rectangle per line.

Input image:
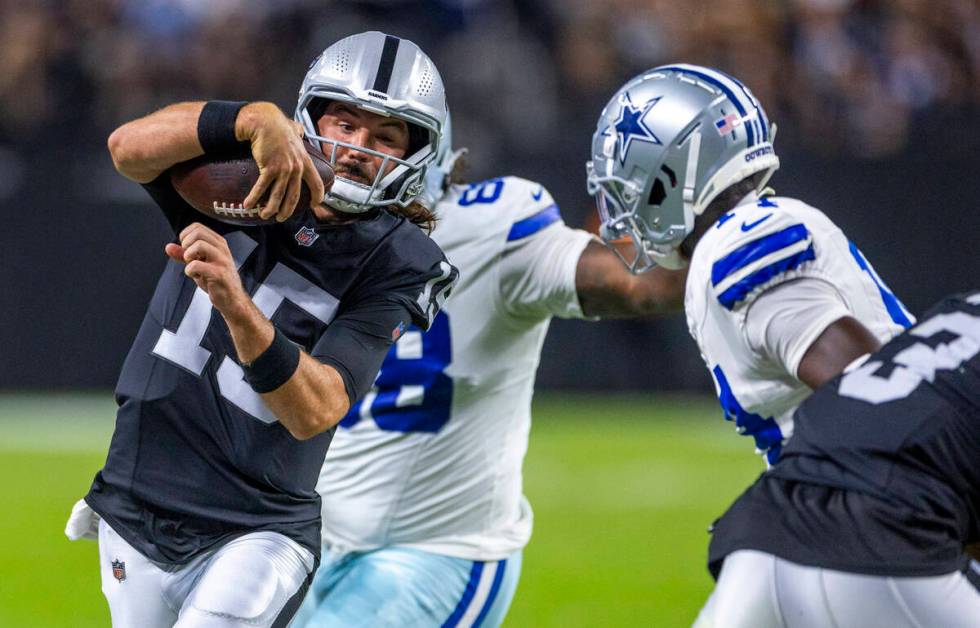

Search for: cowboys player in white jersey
xmin=698 ymin=292 xmax=980 ymax=627
xmin=292 ymin=52 xmax=687 ymax=628
xmin=587 ymin=64 xmax=920 ymax=623
xmin=589 ymin=64 xmax=914 ymax=465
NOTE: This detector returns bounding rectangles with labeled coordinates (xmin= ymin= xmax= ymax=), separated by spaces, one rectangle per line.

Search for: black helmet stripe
xmin=372 ymin=35 xmax=401 ymax=94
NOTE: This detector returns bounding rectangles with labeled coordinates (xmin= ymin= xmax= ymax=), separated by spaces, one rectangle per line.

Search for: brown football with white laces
xmin=170 ymin=144 xmax=335 ymax=225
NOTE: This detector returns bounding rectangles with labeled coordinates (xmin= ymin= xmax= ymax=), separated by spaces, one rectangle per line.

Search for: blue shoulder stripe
xmin=716 ymin=245 xmax=815 ymax=310
xmin=711 ymin=224 xmax=810 ymax=286
xmin=507 ymin=204 xmax=561 ymax=241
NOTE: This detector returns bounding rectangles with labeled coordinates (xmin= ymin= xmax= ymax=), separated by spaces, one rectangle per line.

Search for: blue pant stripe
xmin=441 ymin=561 xmax=484 ymax=628
xmin=472 ymin=559 xmax=507 ymax=628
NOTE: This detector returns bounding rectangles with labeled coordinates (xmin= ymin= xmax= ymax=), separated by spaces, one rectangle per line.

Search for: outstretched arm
xmin=107 ymin=101 xmax=324 ymax=221
xmin=575 ymin=241 xmax=687 ymax=318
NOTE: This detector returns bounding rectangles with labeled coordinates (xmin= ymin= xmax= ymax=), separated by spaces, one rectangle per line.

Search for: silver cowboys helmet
xmin=586 ymin=64 xmax=779 ymax=271
xmin=296 ymin=31 xmax=448 ymax=213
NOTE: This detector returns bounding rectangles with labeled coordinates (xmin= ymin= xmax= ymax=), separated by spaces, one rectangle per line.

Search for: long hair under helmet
xmin=296 ymin=31 xmax=448 ymax=214
xmin=586 ymin=64 xmax=779 ymax=271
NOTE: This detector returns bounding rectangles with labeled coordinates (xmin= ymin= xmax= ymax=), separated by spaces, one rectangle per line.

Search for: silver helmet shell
xmin=586 ymin=64 xmax=779 ymax=271
xmin=296 ymin=31 xmax=448 ymax=213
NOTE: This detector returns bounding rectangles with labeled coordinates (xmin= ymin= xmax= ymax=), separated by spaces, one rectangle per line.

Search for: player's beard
xmin=332 ymin=158 xmax=434 ymax=231
xmin=333 ymin=161 xmax=373 ymax=186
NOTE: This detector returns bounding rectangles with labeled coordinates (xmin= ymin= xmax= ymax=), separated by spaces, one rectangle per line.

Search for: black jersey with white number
xmin=708 ymin=293 xmax=980 ymax=578
xmin=85 ymin=172 xmax=456 ymax=565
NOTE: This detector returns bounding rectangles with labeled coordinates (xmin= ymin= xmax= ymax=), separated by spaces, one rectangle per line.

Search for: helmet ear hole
xmin=648 ymin=163 xmax=679 ymax=205
xmin=648 ymin=178 xmax=667 ymax=206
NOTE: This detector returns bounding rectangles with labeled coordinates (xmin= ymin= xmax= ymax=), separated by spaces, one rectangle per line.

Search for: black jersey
xmin=708 ymin=293 xmax=980 ymax=578
xmin=85 ymin=172 xmax=456 ymax=565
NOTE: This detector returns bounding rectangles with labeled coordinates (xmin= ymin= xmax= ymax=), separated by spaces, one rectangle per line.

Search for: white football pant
xmin=694 ymin=549 xmax=980 ymax=628
xmin=98 ymin=519 xmax=311 ymax=627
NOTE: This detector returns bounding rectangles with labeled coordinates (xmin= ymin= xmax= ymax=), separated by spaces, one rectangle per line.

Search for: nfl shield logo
xmin=295 ymin=226 xmax=319 ymax=247
xmin=391 ymin=321 xmax=406 ymax=341
xmin=111 ymin=559 xmax=126 ymax=582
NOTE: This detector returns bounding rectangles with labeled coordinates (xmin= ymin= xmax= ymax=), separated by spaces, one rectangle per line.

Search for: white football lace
xmin=212 ymin=202 xmax=262 ymax=217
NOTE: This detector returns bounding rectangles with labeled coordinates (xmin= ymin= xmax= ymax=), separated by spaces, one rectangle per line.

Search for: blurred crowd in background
xmin=2 ymin=0 xmax=978 ymax=390
xmin=3 ymin=0 xmax=979 ymax=165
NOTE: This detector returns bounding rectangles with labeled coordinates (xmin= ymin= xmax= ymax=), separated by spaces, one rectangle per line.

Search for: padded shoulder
xmin=365 ymin=218 xmax=457 ymax=330
xmin=707 ymin=196 xmax=818 ymax=311
xmin=441 ymin=176 xmax=564 ymax=241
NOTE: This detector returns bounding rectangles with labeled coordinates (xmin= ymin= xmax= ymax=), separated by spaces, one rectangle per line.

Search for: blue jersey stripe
xmin=712 ymin=365 xmax=784 ymax=461
xmin=506 ymin=204 xmax=561 ymax=241
xmin=659 ymin=65 xmax=755 ymax=147
xmin=441 ymin=561 xmax=484 ymax=628
xmin=711 ymin=224 xmax=810 ymax=286
xmin=716 ymin=245 xmax=816 ymax=310
xmin=848 ymin=242 xmax=914 ymax=328
xmin=472 ymin=560 xmax=507 ymax=628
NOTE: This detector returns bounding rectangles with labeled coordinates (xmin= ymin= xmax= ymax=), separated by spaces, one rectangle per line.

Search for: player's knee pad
xmin=185 ymin=551 xmax=284 ymax=622
xmin=179 ymin=534 xmax=310 ymax=627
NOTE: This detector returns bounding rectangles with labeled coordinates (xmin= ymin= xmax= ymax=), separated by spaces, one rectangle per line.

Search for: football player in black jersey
xmin=695 ymin=292 xmax=980 ymax=627
xmin=64 ymin=33 xmax=457 ymax=628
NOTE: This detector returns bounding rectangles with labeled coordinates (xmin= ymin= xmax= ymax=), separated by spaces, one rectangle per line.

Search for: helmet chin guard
xmin=587 ymin=64 xmax=779 ymax=273
xmin=296 ymin=32 xmax=448 ymax=213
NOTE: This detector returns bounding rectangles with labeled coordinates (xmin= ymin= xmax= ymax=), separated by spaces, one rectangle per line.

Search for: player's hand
xmin=237 ymin=102 xmax=325 ymax=222
xmin=165 ymin=223 xmax=248 ymax=315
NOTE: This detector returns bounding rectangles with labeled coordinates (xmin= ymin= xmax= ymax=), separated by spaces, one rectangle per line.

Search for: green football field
xmin=0 ymin=393 xmax=761 ymax=627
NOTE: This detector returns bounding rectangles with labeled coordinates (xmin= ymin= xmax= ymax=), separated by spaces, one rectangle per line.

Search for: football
xmin=170 ymin=144 xmax=335 ymax=225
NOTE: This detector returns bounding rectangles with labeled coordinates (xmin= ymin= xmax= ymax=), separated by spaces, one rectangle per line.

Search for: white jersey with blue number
xmin=316 ymin=176 xmax=594 ymax=560
xmin=685 ymin=193 xmax=914 ymax=463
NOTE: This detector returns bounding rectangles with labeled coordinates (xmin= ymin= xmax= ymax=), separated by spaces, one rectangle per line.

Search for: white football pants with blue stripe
xmin=291 ymin=546 xmax=521 ymax=627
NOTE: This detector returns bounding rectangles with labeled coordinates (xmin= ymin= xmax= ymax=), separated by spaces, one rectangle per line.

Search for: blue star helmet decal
xmin=605 ymin=93 xmax=662 ymax=165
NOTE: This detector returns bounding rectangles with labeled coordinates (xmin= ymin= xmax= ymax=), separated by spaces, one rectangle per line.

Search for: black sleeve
xmin=387 ymin=259 xmax=457 ymax=331
xmin=141 ymin=169 xmax=226 ymax=235
xmin=352 ymin=221 xmax=459 ymax=331
xmin=309 ymin=226 xmax=458 ymax=404
xmin=309 ymin=298 xmax=414 ymax=405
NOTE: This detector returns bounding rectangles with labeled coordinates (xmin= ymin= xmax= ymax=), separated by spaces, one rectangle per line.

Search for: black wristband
xmin=242 ymin=328 xmax=301 ymax=394
xmin=197 ymin=100 xmax=248 ymax=155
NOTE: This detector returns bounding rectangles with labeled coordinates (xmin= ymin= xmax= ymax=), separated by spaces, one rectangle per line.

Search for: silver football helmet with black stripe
xmin=587 ymin=64 xmax=779 ymax=271
xmin=297 ymin=31 xmax=448 ymax=213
